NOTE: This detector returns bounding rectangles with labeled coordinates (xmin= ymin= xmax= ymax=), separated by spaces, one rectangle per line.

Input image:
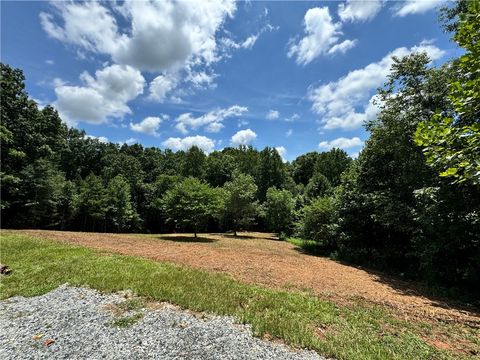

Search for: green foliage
xmin=162 ymin=177 xmax=223 ymax=236
xmin=257 ymin=147 xmax=286 ymax=201
xmin=295 ymin=197 xmax=337 ymax=251
xmin=415 ymin=1 xmax=480 ymax=185
xmin=223 ymin=172 xmax=258 ymax=235
xmin=305 ymin=172 xmax=332 ymax=199
xmin=264 ymin=187 xmax=294 ymax=235
xmin=77 ymin=173 xmax=108 ymax=231
xmin=106 ymin=175 xmax=138 ymax=232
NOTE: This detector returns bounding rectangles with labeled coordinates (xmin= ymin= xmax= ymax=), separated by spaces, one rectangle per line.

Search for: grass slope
xmin=0 ymin=233 xmax=475 ymax=360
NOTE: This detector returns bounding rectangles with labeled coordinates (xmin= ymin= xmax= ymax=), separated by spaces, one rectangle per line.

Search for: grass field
xmin=1 ymin=231 xmax=479 ymax=359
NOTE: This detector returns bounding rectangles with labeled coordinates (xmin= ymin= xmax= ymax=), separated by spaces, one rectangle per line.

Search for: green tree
xmin=106 ymin=175 xmax=138 ymax=232
xmin=305 ymin=172 xmax=331 ymax=199
xmin=315 ymin=149 xmax=352 ymax=187
xmin=415 ymin=1 xmax=480 ymax=185
xmin=292 ymin=152 xmax=319 ymax=185
xmin=257 ymin=147 xmax=285 ymax=201
xmin=295 ymin=196 xmax=337 ymax=252
xmin=162 ymin=177 xmax=223 ymax=237
xmin=264 ymin=187 xmax=294 ymax=236
xmin=205 ymin=152 xmax=238 ymax=187
xmin=223 ymin=172 xmax=258 ymax=236
xmin=182 ymin=146 xmax=206 ymax=179
xmin=77 ymin=173 xmax=108 ymax=232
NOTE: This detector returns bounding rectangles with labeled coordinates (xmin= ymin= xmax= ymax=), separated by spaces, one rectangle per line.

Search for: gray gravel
xmin=0 ymin=285 xmax=326 ymax=360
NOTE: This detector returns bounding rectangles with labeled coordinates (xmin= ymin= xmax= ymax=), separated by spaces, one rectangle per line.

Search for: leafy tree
xmin=292 ymin=152 xmax=319 ymax=185
xmin=182 ymin=146 xmax=206 ymax=179
xmin=415 ymin=1 xmax=480 ymax=185
xmin=106 ymin=175 xmax=138 ymax=232
xmin=257 ymin=147 xmax=285 ymax=201
xmin=223 ymin=172 xmax=258 ymax=236
xmin=77 ymin=173 xmax=108 ymax=232
xmin=295 ymin=196 xmax=337 ymax=252
xmin=162 ymin=177 xmax=223 ymax=237
xmin=205 ymin=152 xmax=238 ymax=187
xmin=305 ymin=172 xmax=331 ymax=199
xmin=264 ymin=187 xmax=294 ymax=236
xmin=315 ymin=149 xmax=352 ymax=187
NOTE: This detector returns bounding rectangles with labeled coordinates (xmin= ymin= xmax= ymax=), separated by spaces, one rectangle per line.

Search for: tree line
xmin=1 ymin=1 xmax=478 ymax=294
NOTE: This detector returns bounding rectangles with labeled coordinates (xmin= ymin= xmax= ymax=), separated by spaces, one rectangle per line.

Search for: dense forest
xmin=1 ymin=1 xmax=479 ymax=294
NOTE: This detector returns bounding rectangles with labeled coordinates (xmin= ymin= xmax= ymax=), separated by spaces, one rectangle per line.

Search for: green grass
xmin=0 ymin=233 xmax=476 ymax=360
xmin=111 ymin=313 xmax=144 ymax=328
xmin=287 ymin=237 xmax=321 ymax=253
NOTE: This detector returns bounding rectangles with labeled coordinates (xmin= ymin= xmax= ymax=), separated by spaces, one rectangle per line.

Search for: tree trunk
xmin=194 ymin=232 xmax=197 ymax=238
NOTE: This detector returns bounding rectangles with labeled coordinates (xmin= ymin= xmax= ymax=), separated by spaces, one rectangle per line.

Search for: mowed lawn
xmin=1 ymin=230 xmax=479 ymax=360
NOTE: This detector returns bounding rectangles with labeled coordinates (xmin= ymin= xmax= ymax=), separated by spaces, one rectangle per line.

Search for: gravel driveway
xmin=0 ymin=285 xmax=326 ymax=360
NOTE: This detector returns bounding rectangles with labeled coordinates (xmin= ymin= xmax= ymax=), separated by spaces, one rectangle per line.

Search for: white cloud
xmin=275 ymin=146 xmax=287 ymax=162
xmin=162 ymin=135 xmax=215 ymax=153
xmin=286 ymin=129 xmax=293 ymax=137
xmin=394 ymin=0 xmax=445 ymax=17
xmin=125 ymin=137 xmax=138 ymax=145
xmin=319 ymin=137 xmax=363 ymax=150
xmin=148 ymin=73 xmax=178 ymax=102
xmin=288 ymin=7 xmax=356 ymax=65
xmin=41 ymin=0 xmax=236 ymax=72
xmin=285 ymin=113 xmax=300 ymax=122
xmin=231 ymin=128 xmax=257 ymax=146
xmin=222 ymin=23 xmax=278 ymax=51
xmin=327 ymin=39 xmax=358 ymax=55
xmin=186 ymin=70 xmax=217 ymax=89
xmin=266 ymin=109 xmax=280 ymax=120
xmin=338 ymin=0 xmax=383 ymax=22
xmin=54 ymin=64 xmax=145 ymax=125
xmin=45 ymin=59 xmax=55 ymax=65
xmin=309 ymin=42 xmax=445 ymax=130
xmin=175 ymin=105 xmax=247 ymax=134
xmin=129 ymin=116 xmax=164 ymax=136
xmin=85 ymin=135 xmax=109 ymax=143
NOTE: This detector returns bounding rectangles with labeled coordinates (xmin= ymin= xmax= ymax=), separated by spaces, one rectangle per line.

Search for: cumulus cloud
xmin=394 ymin=0 xmax=445 ymax=17
xmin=41 ymin=0 xmax=236 ymax=72
xmin=148 ymin=73 xmax=178 ymax=102
xmin=129 ymin=116 xmax=165 ymax=136
xmin=338 ymin=0 xmax=383 ymax=22
xmin=266 ymin=110 xmax=280 ymax=120
xmin=175 ymin=105 xmax=247 ymax=134
xmin=309 ymin=41 xmax=445 ymax=130
xmin=54 ymin=64 xmax=145 ymax=125
xmin=162 ymin=135 xmax=215 ymax=153
xmin=275 ymin=146 xmax=287 ymax=162
xmin=231 ymin=128 xmax=257 ymax=146
xmin=319 ymin=137 xmax=363 ymax=150
xmin=288 ymin=7 xmax=356 ymax=65
xmin=85 ymin=135 xmax=109 ymax=143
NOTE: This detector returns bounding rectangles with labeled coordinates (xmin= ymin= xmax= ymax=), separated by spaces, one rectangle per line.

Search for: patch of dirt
xmin=14 ymin=230 xmax=480 ymax=328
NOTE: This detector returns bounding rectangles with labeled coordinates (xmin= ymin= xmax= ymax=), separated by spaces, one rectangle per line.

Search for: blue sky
xmin=1 ymin=0 xmax=459 ymax=161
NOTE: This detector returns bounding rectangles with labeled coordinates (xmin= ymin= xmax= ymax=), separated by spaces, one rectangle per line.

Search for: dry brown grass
xmin=15 ymin=229 xmax=479 ymax=328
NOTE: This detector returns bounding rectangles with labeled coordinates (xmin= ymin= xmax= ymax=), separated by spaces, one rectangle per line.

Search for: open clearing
xmin=16 ymin=229 xmax=479 ymax=326
xmin=2 ymin=230 xmax=479 ymax=359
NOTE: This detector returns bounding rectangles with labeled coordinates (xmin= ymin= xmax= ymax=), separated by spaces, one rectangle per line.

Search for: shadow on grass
xmin=222 ymin=233 xmax=279 ymax=241
xmin=292 ymin=241 xmax=480 ymax=323
xmin=155 ymin=235 xmax=217 ymax=243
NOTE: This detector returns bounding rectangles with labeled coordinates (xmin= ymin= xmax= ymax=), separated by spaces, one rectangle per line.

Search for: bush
xmin=295 ymin=196 xmax=338 ymax=253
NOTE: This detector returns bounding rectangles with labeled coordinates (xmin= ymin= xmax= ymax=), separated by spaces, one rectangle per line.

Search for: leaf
xmin=44 ymin=339 xmax=55 ymax=347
